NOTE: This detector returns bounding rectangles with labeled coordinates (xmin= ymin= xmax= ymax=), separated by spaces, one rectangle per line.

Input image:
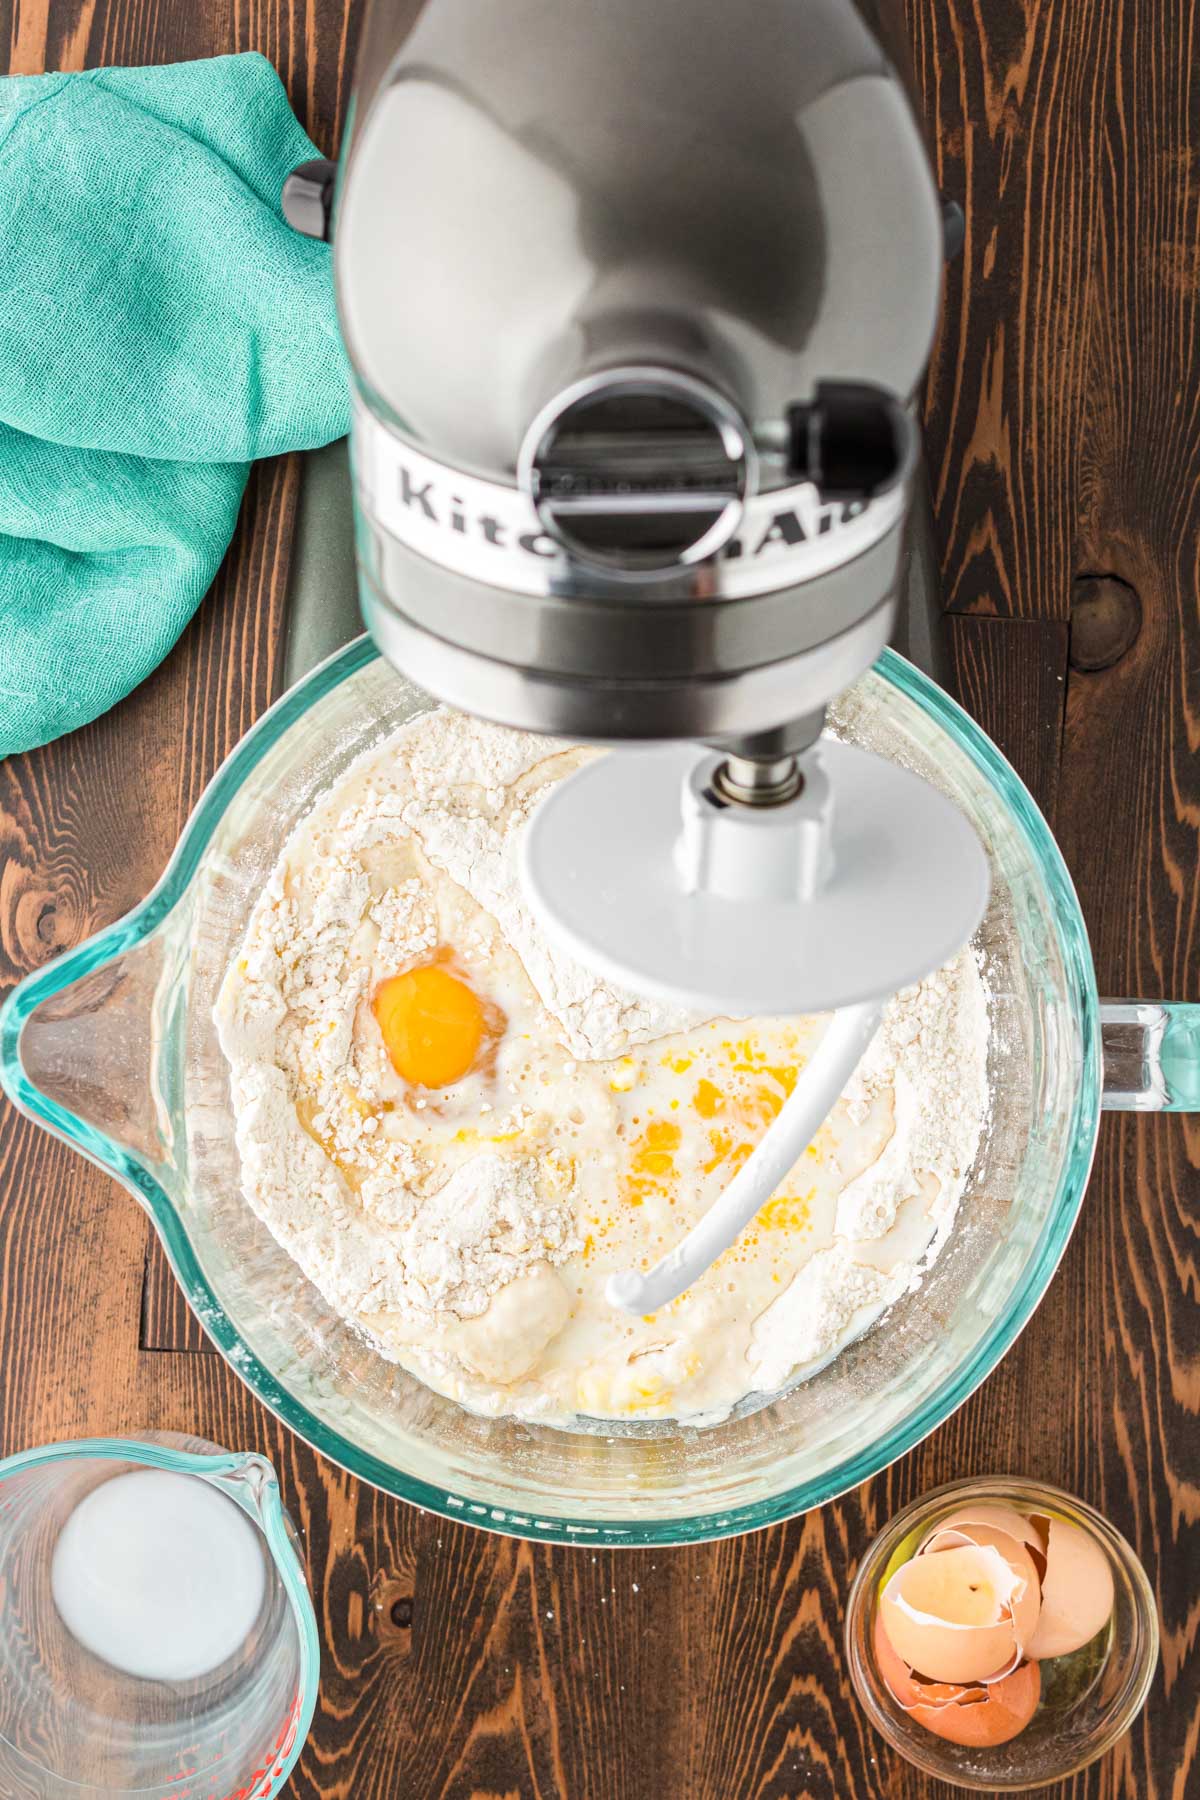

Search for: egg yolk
xmin=373 ymin=964 xmax=486 ymax=1089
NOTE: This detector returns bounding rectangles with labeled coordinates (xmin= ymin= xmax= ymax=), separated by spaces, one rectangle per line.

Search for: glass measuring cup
xmin=0 ymin=1434 xmax=319 ymax=1800
xmin=2 ymin=641 xmax=1198 ymax=1545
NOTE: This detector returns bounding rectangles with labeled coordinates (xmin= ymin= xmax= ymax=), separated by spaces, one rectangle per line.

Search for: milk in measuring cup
xmin=51 ymin=1469 xmax=266 ymax=1681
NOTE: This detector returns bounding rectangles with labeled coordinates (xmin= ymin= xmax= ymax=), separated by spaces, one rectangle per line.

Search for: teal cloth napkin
xmin=0 ymin=53 xmax=350 ymax=759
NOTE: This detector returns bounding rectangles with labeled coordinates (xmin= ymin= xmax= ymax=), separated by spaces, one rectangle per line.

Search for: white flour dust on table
xmin=216 ymin=709 xmax=990 ymax=1426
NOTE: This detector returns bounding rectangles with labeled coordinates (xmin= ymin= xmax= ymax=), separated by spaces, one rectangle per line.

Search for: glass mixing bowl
xmin=3 ymin=643 xmax=1198 ymax=1546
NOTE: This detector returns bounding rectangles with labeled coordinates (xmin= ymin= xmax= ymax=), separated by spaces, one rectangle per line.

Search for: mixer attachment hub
xmin=710 ymin=754 xmax=805 ymax=809
xmin=685 ymin=752 xmax=831 ymax=906
xmin=521 ymin=738 xmax=990 ymax=1017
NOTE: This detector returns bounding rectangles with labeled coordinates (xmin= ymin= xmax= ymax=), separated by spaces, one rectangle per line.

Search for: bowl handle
xmin=1100 ymin=1001 xmax=1200 ymax=1111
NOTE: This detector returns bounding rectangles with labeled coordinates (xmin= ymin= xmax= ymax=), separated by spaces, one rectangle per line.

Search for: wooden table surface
xmin=3 ymin=2 xmax=1199 ymax=1796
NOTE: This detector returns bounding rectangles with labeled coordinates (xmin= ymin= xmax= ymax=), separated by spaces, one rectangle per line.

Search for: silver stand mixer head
xmin=330 ymin=0 xmax=946 ymax=757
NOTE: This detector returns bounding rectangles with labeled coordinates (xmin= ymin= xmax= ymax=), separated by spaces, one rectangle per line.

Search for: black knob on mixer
xmin=785 ymin=382 xmax=916 ymax=505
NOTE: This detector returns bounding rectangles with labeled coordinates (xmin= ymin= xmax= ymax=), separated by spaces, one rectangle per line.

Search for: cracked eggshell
xmin=873 ymin=1612 xmax=987 ymax=1710
xmin=879 ymin=1542 xmax=1020 ymax=1685
xmin=1024 ymin=1518 xmax=1115 ymax=1660
xmin=873 ymin=1615 xmax=1041 ymax=1748
xmin=920 ymin=1524 xmax=1042 ymax=1649
xmin=922 ymin=1503 xmax=1047 ymax=1558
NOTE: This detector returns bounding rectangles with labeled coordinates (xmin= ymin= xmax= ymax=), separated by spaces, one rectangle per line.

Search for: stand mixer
xmin=282 ymin=0 xmax=992 ymax=1312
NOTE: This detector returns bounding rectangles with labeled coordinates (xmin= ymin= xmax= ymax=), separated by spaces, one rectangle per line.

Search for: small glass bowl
xmin=845 ymin=1476 xmax=1159 ymax=1791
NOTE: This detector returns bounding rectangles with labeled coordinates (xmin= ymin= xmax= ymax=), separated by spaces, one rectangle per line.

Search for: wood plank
xmin=908 ymin=0 xmax=1200 ymax=635
xmin=946 ymin=615 xmax=1069 ymax=825
xmin=911 ymin=1 xmax=1200 ymax=1786
xmin=140 ymin=1239 xmax=210 ymax=1352
xmin=1052 ymin=596 xmax=1200 ymax=1800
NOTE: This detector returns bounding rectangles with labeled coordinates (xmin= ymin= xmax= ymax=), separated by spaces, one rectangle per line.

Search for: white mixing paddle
xmin=603 ymin=999 xmax=881 ymax=1314
xmin=522 ymin=736 xmax=991 ymax=1314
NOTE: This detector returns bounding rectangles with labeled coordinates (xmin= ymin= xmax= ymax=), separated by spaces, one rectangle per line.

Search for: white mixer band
xmin=353 ymin=398 xmax=907 ymax=601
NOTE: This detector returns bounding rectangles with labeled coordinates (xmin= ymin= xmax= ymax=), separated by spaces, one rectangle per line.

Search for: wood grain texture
xmin=912 ymin=8 xmax=1200 ymax=1798
xmin=908 ymin=0 xmax=1200 ymax=631
xmin=945 ymin=616 xmax=1068 ymax=826
xmin=1 ymin=3 xmax=1198 ymax=1799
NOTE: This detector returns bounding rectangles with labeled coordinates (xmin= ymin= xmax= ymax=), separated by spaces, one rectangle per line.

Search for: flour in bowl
xmin=216 ymin=708 xmax=990 ymax=1425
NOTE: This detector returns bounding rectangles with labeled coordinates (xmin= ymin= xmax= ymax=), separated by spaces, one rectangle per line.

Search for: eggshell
xmin=879 ymin=1543 xmax=1020 ymax=1684
xmin=921 ymin=1503 xmax=1047 ymax=1558
xmin=873 ymin=1612 xmax=987 ymax=1710
xmin=920 ymin=1524 xmax=1042 ymax=1648
xmin=873 ymin=1615 xmax=1041 ymax=1747
xmin=1023 ymin=1518 xmax=1115 ymax=1659
xmin=915 ymin=1665 xmax=1041 ymax=1748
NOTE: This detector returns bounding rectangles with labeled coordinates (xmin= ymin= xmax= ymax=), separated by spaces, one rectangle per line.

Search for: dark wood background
xmin=2 ymin=1 xmax=1198 ymax=1795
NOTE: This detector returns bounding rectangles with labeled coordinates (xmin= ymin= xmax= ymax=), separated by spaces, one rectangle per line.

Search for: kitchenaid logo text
xmin=354 ymin=404 xmax=903 ymax=601
xmin=397 ymin=464 xmax=559 ymax=559
xmin=393 ymin=460 xmax=868 ymax=562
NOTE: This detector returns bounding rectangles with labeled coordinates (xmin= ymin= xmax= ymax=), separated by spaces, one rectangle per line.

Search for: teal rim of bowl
xmin=0 ymin=1436 xmax=320 ymax=1798
xmin=0 ymin=641 xmax=1101 ymax=1546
